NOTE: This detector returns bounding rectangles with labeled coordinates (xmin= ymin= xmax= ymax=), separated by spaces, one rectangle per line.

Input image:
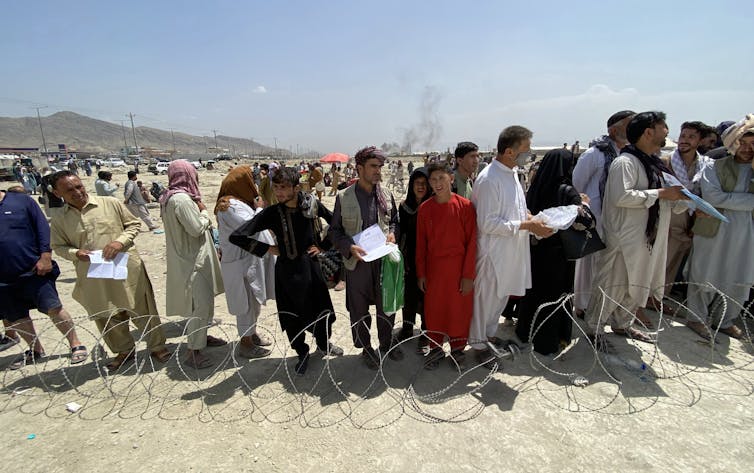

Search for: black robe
xmin=229 ymin=199 xmax=335 ymax=355
xmin=515 ymin=149 xmax=594 ymax=355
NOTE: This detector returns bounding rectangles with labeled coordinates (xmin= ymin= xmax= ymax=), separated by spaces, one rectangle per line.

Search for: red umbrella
xmin=320 ymin=152 xmax=349 ymax=163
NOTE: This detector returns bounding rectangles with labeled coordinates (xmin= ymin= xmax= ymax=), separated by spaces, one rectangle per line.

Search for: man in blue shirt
xmin=0 ymin=189 xmax=88 ymax=369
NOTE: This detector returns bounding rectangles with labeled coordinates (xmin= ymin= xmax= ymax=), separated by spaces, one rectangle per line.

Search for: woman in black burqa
xmin=396 ymin=167 xmax=433 ymax=351
xmin=515 ymin=149 xmax=595 ymax=355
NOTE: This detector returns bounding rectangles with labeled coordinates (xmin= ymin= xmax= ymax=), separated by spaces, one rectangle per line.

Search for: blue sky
xmin=2 ymin=0 xmax=752 ymax=154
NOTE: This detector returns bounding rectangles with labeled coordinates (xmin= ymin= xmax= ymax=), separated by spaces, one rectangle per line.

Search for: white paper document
xmin=352 ymin=223 xmax=395 ymax=262
xmin=87 ymin=250 xmax=129 ymax=280
xmin=662 ymin=172 xmax=729 ymax=223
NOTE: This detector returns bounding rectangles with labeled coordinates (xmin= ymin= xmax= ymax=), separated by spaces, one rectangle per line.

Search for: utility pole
xmin=127 ymin=113 xmax=139 ymax=156
xmin=119 ymin=120 xmax=129 ymax=156
xmin=33 ymin=106 xmax=48 ymax=153
xmin=170 ymin=128 xmax=176 ymax=153
xmin=212 ymin=129 xmax=219 ymax=151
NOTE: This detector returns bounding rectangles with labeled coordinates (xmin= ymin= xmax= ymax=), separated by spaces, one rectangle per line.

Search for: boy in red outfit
xmin=416 ymin=162 xmax=477 ymax=370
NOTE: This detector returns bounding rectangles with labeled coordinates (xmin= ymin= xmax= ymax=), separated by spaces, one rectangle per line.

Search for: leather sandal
xmin=150 ymin=348 xmax=172 ymax=363
xmin=206 ymin=335 xmax=227 ymax=347
xmin=687 ymin=321 xmax=713 ymax=341
xmin=106 ymin=351 xmax=135 ymax=371
xmin=612 ymin=326 xmax=656 ymax=344
xmin=717 ymin=325 xmax=744 ymax=340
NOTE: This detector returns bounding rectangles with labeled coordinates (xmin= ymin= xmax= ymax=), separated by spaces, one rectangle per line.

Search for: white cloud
xmin=253 ymin=85 xmax=268 ymax=94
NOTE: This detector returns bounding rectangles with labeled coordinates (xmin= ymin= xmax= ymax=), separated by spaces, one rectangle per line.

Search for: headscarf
xmin=160 ymin=159 xmax=201 ymax=208
xmin=621 ymin=144 xmax=671 ymax=249
xmin=401 ymin=166 xmax=432 ymax=214
xmin=526 ymin=149 xmax=575 ymax=215
xmin=590 ymin=135 xmax=620 ymax=201
xmin=215 ymin=165 xmax=259 ymax=215
xmin=722 ymin=114 xmax=754 ymax=155
xmin=354 ymin=146 xmax=389 ymax=215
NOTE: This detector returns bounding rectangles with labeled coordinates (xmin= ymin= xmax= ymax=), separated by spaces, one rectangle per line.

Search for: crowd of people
xmin=1 ymin=110 xmax=752 ymax=376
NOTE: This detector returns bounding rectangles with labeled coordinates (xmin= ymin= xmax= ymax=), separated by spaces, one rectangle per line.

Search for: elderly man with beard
xmin=572 ymin=110 xmax=634 ymax=318
xmin=329 ymin=146 xmax=402 ymax=369
xmin=686 ymin=115 xmax=754 ymax=340
xmin=585 ymin=112 xmax=688 ymax=351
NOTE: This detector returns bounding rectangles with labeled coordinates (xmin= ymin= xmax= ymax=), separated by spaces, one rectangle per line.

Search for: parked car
xmin=105 ymin=158 xmax=127 ymax=167
xmin=148 ymin=161 xmax=170 ymax=175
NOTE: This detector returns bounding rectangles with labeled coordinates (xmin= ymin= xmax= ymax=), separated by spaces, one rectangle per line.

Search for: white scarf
xmin=670 ymin=149 xmax=705 ymax=194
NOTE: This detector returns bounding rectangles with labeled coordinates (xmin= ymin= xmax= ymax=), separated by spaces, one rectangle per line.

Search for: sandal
xmin=10 ymin=349 xmax=45 ymax=370
xmin=612 ymin=326 xmax=656 ymax=344
xmin=251 ymin=333 xmax=272 ymax=347
xmin=70 ymin=345 xmax=88 ymax=365
xmin=634 ymin=308 xmax=655 ymax=329
xmin=206 ymin=335 xmax=227 ymax=347
xmin=238 ymin=344 xmax=271 ymax=359
xmin=184 ymin=352 xmax=213 ymax=369
xmin=687 ymin=321 xmax=713 ymax=341
xmin=106 ymin=351 xmax=135 ymax=371
xmin=717 ymin=325 xmax=744 ymax=340
xmin=150 ymin=348 xmax=172 ymax=363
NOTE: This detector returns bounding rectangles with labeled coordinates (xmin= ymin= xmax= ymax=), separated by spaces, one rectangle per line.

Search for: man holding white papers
xmin=686 ymin=117 xmax=754 ymax=340
xmin=585 ymin=112 xmax=687 ymax=349
xmin=660 ymin=122 xmax=713 ymax=301
xmin=50 ymin=171 xmax=171 ymax=371
xmin=329 ymin=146 xmax=402 ymax=369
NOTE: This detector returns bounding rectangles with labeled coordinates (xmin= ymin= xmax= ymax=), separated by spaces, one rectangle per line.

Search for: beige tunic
xmin=50 ymin=195 xmax=159 ymax=318
xmin=162 ymin=192 xmax=223 ymax=318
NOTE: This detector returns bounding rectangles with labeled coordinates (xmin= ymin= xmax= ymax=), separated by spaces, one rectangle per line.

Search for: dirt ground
xmin=2 ymin=163 xmax=753 ymax=472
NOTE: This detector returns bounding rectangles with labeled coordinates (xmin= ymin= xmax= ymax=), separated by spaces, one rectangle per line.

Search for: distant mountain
xmin=0 ymin=111 xmax=282 ymax=157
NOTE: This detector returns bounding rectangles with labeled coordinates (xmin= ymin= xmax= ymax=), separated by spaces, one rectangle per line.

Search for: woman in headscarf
xmin=161 ymin=160 xmax=225 ymax=369
xmin=515 ymin=149 xmax=595 ymax=355
xmin=396 ymin=167 xmax=433 ymax=351
xmin=215 ymin=166 xmax=275 ymax=359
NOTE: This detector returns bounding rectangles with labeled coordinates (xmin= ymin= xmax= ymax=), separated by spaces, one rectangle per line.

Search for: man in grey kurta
xmin=124 ymin=170 xmax=158 ymax=231
xmin=585 ymin=112 xmax=687 ymax=349
xmin=329 ymin=146 xmax=402 ymax=369
xmin=686 ymin=118 xmax=754 ymax=340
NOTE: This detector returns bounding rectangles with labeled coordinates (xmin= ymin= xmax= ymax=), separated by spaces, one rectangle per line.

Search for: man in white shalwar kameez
xmin=215 ymin=165 xmax=276 ymax=358
xmin=572 ymin=110 xmax=634 ymax=315
xmin=470 ymin=126 xmax=554 ymax=366
xmin=586 ymin=112 xmax=687 ymax=349
xmin=686 ymin=116 xmax=754 ymax=340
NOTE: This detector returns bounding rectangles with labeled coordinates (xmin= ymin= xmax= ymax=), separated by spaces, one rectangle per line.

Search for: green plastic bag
xmin=381 ymin=247 xmax=405 ymax=314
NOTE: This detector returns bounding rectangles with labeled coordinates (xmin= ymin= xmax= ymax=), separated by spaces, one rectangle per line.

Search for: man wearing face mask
xmin=469 ymin=126 xmax=554 ymax=368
